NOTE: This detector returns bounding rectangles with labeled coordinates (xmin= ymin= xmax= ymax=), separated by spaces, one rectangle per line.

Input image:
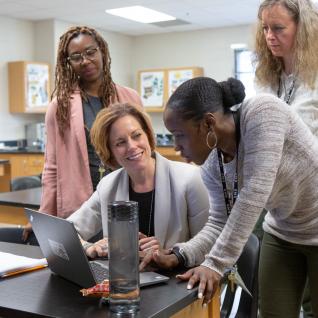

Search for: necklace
xmin=147 ymin=189 xmax=155 ymax=236
xmin=277 ymin=75 xmax=296 ymax=105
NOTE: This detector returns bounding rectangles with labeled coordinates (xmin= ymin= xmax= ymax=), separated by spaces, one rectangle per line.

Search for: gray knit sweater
xmin=177 ymin=93 xmax=318 ymax=275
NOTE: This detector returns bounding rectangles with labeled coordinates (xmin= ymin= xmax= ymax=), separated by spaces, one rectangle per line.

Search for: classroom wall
xmin=131 ymin=25 xmax=255 ymax=133
xmin=0 ymin=16 xmax=255 ymax=139
xmin=0 ymin=16 xmax=43 ymax=141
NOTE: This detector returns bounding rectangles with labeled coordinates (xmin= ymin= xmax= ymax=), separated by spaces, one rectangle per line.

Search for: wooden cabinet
xmin=138 ymin=66 xmax=203 ymax=112
xmin=0 ymin=153 xmax=44 ymax=178
xmin=8 ymin=61 xmax=50 ymax=113
xmin=156 ymin=147 xmax=185 ymax=162
xmin=0 ymin=161 xmax=11 ymax=192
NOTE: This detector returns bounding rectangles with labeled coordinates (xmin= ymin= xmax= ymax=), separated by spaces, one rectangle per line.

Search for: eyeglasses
xmin=67 ymin=47 xmax=99 ymax=64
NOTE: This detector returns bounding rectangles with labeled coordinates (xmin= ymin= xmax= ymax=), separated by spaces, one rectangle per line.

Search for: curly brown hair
xmin=53 ymin=26 xmax=117 ymax=135
xmin=90 ymin=103 xmax=155 ymax=169
xmin=254 ymin=0 xmax=318 ymax=89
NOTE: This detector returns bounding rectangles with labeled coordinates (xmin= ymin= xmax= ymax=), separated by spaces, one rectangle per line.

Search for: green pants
xmin=259 ymin=232 xmax=318 ymax=318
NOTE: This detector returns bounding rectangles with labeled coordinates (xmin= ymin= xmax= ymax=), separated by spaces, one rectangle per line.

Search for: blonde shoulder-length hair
xmin=254 ymin=0 xmax=318 ymax=89
xmin=90 ymin=103 xmax=156 ymax=169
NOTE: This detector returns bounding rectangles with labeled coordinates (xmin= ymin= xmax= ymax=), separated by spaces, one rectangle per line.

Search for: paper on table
xmin=0 ymin=251 xmax=48 ymax=277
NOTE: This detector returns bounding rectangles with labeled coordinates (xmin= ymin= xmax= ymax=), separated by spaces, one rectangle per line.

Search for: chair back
xmin=221 ymin=233 xmax=260 ymax=318
xmin=11 ymin=175 xmax=41 ymax=191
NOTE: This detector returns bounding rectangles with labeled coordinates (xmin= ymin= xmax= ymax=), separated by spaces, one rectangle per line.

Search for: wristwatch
xmin=171 ymin=246 xmax=186 ymax=268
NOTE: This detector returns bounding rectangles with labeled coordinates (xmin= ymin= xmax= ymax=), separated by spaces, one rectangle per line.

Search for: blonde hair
xmin=254 ymin=0 xmax=318 ymax=89
xmin=90 ymin=103 xmax=155 ymax=169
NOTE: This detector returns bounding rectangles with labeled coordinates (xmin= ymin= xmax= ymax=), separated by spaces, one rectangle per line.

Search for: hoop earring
xmin=206 ymin=131 xmax=217 ymax=150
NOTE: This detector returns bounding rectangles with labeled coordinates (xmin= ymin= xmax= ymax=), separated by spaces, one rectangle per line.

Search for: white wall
xmin=34 ymin=20 xmax=55 ymax=94
xmin=132 ymin=25 xmax=254 ymax=133
xmin=0 ymin=16 xmax=44 ymax=141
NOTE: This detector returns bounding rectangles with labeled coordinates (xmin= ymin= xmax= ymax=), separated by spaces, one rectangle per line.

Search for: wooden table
xmin=0 ymin=242 xmax=220 ymax=318
xmin=0 ymin=187 xmax=41 ymax=208
xmin=0 ymin=187 xmax=41 ymax=225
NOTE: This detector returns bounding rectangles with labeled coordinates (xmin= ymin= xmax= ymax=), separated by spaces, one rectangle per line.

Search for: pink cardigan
xmin=40 ymin=84 xmax=142 ymax=218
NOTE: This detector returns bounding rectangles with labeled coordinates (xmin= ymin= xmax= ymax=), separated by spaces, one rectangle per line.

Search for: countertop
xmin=0 ymin=148 xmax=44 ymax=154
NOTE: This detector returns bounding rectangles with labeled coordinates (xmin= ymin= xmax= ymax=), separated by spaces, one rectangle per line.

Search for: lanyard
xmin=217 ymin=108 xmax=241 ymax=216
xmin=277 ymin=77 xmax=296 ymax=105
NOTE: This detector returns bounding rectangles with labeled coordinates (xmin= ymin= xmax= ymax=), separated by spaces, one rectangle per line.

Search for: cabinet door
xmin=156 ymin=147 xmax=185 ymax=162
xmin=8 ymin=61 xmax=50 ymax=114
xmin=0 ymin=154 xmax=44 ymax=178
xmin=25 ymin=155 xmax=44 ymax=176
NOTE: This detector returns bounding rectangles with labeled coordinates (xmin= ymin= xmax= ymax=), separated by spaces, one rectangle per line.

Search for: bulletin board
xmin=138 ymin=67 xmax=203 ymax=112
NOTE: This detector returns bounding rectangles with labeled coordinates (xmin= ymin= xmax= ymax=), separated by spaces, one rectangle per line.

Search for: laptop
xmin=25 ymin=208 xmax=169 ymax=288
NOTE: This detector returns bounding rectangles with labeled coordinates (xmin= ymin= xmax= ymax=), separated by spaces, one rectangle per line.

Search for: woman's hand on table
xmin=85 ymin=238 xmax=108 ymax=259
xmin=139 ymin=248 xmax=179 ymax=271
xmin=22 ymin=222 xmax=33 ymax=242
xmin=176 ymin=265 xmax=221 ymax=306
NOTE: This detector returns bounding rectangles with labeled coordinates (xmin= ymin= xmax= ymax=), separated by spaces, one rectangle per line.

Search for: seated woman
xmin=68 ymin=103 xmax=209 ymax=258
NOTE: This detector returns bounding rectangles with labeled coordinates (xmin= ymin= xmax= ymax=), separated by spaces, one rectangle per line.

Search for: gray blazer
xmin=68 ymin=152 xmax=209 ymax=249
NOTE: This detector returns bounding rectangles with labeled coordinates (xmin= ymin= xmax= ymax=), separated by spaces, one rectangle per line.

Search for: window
xmin=234 ymin=49 xmax=256 ymax=98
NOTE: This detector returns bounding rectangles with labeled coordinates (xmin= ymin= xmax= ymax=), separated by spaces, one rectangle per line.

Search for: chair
xmin=221 ymin=233 xmax=260 ymax=318
xmin=10 ymin=175 xmax=41 ymax=191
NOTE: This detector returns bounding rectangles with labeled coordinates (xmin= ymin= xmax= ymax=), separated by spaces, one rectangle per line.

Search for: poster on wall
xmin=168 ymin=69 xmax=193 ymax=97
xmin=139 ymin=71 xmax=164 ymax=108
xmin=26 ymin=63 xmax=49 ymax=108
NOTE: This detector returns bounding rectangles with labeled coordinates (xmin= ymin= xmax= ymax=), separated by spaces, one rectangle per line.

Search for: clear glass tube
xmin=108 ymin=201 xmax=140 ymax=314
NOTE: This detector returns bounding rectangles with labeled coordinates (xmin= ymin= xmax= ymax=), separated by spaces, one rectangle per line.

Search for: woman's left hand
xmin=139 ymin=232 xmax=161 ymax=251
xmin=85 ymin=238 xmax=108 ymax=259
xmin=176 ymin=265 xmax=221 ymax=306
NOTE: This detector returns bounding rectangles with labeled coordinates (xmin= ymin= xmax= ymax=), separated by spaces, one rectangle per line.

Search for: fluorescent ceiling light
xmin=106 ymin=6 xmax=176 ymax=24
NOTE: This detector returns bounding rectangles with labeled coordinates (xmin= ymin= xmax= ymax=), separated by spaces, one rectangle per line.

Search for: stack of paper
xmin=0 ymin=251 xmax=48 ymax=277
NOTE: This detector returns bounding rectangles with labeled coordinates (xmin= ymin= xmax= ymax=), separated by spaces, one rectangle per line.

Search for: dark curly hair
xmin=165 ymin=77 xmax=245 ymax=121
xmin=52 ymin=26 xmax=117 ymax=135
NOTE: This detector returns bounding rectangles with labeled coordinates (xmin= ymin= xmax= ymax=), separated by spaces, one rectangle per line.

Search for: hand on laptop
xmin=139 ymin=248 xmax=178 ymax=271
xmin=139 ymin=232 xmax=161 ymax=252
xmin=85 ymin=238 xmax=108 ymax=259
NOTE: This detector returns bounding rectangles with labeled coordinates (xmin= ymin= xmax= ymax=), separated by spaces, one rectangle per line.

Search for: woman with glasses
xmin=22 ymin=26 xmax=142 ymax=242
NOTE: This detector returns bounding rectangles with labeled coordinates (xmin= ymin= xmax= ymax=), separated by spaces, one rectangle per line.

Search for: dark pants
xmin=0 ymin=227 xmax=39 ymax=245
xmin=302 ymin=281 xmax=315 ymax=318
xmin=259 ymin=232 xmax=318 ymax=318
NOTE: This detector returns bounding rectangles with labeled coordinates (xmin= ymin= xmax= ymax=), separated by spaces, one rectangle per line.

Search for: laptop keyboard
xmin=90 ymin=261 xmax=109 ymax=283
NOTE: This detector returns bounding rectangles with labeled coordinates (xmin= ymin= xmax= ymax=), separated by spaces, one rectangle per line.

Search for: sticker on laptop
xmin=48 ymin=239 xmax=70 ymax=261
